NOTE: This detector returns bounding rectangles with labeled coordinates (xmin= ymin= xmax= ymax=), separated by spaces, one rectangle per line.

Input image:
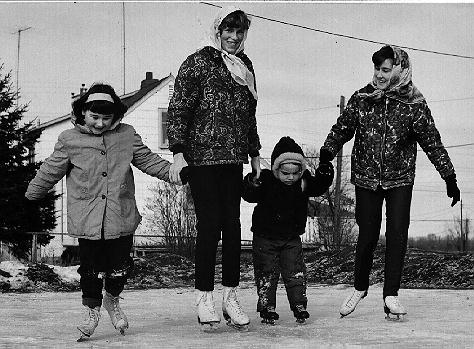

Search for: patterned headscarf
xmin=359 ymin=46 xmax=425 ymax=104
xmin=201 ymin=6 xmax=258 ymax=100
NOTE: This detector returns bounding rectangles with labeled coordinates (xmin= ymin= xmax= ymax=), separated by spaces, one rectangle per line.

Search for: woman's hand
xmin=169 ymin=153 xmax=188 ymax=184
xmin=250 ymin=156 xmax=261 ymax=180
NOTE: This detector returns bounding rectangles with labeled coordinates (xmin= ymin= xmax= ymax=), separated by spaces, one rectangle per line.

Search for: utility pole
xmin=334 ymin=95 xmax=345 ymax=248
xmin=15 ymin=26 xmax=32 ymax=108
xmin=460 ymin=199 xmax=465 ymax=252
xmin=122 ymin=2 xmax=126 ymax=94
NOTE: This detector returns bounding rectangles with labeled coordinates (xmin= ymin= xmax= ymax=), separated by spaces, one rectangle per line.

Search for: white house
xmin=32 ymin=72 xmax=317 ymax=259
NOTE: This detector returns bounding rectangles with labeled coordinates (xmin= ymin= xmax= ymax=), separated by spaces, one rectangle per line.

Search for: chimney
xmin=141 ymin=72 xmax=158 ymax=89
xmin=79 ymin=83 xmax=87 ymax=96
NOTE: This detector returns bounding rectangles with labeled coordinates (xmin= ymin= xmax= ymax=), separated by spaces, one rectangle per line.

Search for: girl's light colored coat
xmin=26 ymin=123 xmax=170 ymax=240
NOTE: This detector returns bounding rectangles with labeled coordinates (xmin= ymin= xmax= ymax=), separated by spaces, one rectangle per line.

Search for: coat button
xmin=101 ymin=194 xmax=106 ymax=199
xmin=100 ymin=151 xmax=105 ymax=155
xmin=102 ymin=172 xmax=107 ymax=177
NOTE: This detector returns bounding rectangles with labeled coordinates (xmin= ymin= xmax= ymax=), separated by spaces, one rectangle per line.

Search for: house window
xmin=159 ymin=108 xmax=169 ymax=148
xmin=168 ymin=84 xmax=174 ymax=100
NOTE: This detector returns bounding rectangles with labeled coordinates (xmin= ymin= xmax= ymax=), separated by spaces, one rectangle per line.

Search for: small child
xmin=25 ymin=83 xmax=175 ymax=340
xmin=242 ymin=136 xmax=334 ymax=324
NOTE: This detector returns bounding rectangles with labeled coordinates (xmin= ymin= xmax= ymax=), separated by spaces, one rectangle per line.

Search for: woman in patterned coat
xmin=167 ymin=6 xmax=261 ymax=330
xmin=320 ymin=45 xmax=460 ymax=320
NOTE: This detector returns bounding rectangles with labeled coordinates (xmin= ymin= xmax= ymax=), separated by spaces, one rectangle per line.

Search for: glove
xmin=179 ymin=166 xmax=190 ymax=185
xmin=319 ymin=148 xmax=332 ymax=165
xmin=316 ymin=162 xmax=334 ymax=179
xmin=445 ymin=174 xmax=460 ymax=207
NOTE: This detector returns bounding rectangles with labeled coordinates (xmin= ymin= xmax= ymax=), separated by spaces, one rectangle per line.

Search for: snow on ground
xmin=0 ymin=284 xmax=473 ymax=348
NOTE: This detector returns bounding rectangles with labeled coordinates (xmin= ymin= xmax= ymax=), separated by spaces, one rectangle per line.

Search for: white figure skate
xmin=339 ymin=289 xmax=368 ymax=318
xmin=222 ymin=287 xmax=250 ymax=331
xmin=103 ymin=292 xmax=129 ymax=335
xmin=77 ymin=306 xmax=101 ymax=342
xmin=196 ymin=291 xmax=220 ymax=331
xmin=384 ymin=296 xmax=407 ymax=321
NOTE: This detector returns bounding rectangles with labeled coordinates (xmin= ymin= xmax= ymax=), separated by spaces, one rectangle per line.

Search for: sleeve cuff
xmin=170 ymin=144 xmax=185 ymax=155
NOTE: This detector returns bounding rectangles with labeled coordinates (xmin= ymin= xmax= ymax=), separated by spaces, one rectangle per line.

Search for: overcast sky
xmin=1 ymin=1 xmax=473 ymax=237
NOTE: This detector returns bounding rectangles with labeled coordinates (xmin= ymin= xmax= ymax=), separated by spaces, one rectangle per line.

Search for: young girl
xmin=242 ymin=136 xmax=334 ymax=324
xmin=25 ymin=83 xmax=173 ymax=340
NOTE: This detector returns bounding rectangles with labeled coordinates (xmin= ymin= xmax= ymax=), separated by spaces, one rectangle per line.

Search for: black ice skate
xmin=260 ymin=307 xmax=279 ymax=325
xmin=384 ymin=296 xmax=407 ymax=321
xmin=293 ymin=304 xmax=310 ymax=324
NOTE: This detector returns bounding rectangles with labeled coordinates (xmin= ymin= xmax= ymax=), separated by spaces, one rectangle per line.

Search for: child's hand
xmin=250 ymin=171 xmax=262 ymax=186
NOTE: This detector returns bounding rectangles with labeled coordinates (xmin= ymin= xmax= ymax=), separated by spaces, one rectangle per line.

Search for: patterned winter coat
xmin=322 ymin=84 xmax=455 ymax=190
xmin=167 ymin=46 xmax=261 ymax=165
xmin=25 ymin=122 xmax=170 ymax=240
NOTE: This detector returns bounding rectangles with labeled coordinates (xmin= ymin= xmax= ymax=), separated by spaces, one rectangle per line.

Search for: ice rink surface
xmin=0 ymin=284 xmax=473 ymax=348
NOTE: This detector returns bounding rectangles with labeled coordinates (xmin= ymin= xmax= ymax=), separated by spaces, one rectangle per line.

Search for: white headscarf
xmin=201 ymin=6 xmax=258 ymax=100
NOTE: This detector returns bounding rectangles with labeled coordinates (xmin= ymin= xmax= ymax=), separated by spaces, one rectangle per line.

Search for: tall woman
xmin=167 ymin=6 xmax=261 ymax=330
xmin=320 ymin=45 xmax=460 ymax=319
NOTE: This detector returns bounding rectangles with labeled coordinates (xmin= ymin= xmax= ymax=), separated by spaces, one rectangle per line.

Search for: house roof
xmin=33 ymin=72 xmax=173 ymax=130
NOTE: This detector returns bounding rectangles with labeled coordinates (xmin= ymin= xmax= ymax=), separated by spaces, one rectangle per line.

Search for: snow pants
xmin=78 ymin=235 xmax=134 ymax=308
xmin=354 ymin=185 xmax=413 ymax=298
xmin=188 ymin=164 xmax=243 ymax=291
xmin=252 ymin=235 xmax=307 ymax=313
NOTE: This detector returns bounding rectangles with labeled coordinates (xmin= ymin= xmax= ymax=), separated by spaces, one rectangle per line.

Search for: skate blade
xmin=226 ymin=320 xmax=249 ymax=332
xmin=385 ymin=313 xmax=407 ymax=322
xmin=77 ymin=332 xmax=90 ymax=342
xmin=261 ymin=319 xmax=276 ymax=325
xmin=199 ymin=322 xmax=220 ymax=332
xmin=296 ymin=318 xmax=307 ymax=324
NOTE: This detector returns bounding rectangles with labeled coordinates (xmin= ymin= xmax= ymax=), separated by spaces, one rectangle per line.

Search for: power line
xmin=200 ymin=2 xmax=474 ymax=60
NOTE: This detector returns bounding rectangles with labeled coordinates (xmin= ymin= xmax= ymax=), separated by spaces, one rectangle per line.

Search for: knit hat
xmin=271 ymin=136 xmax=306 ymax=176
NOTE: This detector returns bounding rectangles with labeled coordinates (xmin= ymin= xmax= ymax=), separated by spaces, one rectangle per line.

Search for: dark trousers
xmin=354 ymin=185 xmax=413 ymax=298
xmin=252 ymin=235 xmax=307 ymax=313
xmin=188 ymin=164 xmax=243 ymax=291
xmin=78 ymin=235 xmax=133 ymax=308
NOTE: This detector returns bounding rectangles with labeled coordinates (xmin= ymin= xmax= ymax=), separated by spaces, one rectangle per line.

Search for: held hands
xmin=445 ymin=174 xmax=460 ymax=207
xmin=169 ymin=153 xmax=188 ymax=185
xmin=250 ymin=155 xmax=261 ymax=182
xmin=317 ymin=162 xmax=335 ymax=179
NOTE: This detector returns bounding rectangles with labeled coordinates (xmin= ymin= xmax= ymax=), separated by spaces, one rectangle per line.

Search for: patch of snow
xmin=51 ymin=265 xmax=80 ymax=283
xmin=0 ymin=261 xmax=27 ymax=277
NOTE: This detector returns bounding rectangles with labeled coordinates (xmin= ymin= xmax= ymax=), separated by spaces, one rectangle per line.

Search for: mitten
xmin=317 ymin=162 xmax=334 ymax=179
xmin=319 ymin=148 xmax=332 ymax=165
xmin=445 ymin=174 xmax=460 ymax=207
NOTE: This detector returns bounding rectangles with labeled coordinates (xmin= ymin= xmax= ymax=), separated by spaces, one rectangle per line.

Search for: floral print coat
xmin=167 ymin=46 xmax=261 ymax=166
xmin=322 ymin=84 xmax=455 ymax=190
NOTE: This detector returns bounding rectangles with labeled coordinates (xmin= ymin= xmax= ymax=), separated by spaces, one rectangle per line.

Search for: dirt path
xmin=0 ymin=284 xmax=473 ymax=348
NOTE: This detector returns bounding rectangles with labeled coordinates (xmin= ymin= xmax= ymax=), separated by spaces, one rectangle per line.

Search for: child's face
xmin=276 ymin=163 xmax=302 ymax=186
xmin=83 ymin=110 xmax=114 ymax=134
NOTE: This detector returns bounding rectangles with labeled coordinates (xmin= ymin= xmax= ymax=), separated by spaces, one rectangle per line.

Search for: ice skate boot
xmin=196 ymin=291 xmax=220 ymax=331
xmin=339 ymin=289 xmax=368 ymax=318
xmin=293 ymin=304 xmax=310 ymax=324
xmin=77 ymin=306 xmax=100 ymax=342
xmin=222 ymin=287 xmax=250 ymax=331
xmin=384 ymin=296 xmax=407 ymax=321
xmin=260 ymin=306 xmax=279 ymax=325
xmin=103 ymin=292 xmax=129 ymax=335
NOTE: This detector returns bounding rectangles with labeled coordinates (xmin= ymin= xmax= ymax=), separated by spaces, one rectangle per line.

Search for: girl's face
xmin=83 ymin=110 xmax=114 ymax=134
xmin=276 ymin=163 xmax=302 ymax=186
xmin=374 ymin=58 xmax=394 ymax=90
xmin=219 ymin=27 xmax=245 ymax=54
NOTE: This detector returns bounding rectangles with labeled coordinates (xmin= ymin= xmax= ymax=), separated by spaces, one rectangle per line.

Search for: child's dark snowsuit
xmin=242 ymin=136 xmax=333 ymax=317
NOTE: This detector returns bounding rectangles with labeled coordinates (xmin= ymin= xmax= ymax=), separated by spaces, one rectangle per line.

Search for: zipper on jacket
xmin=379 ymin=98 xmax=389 ymax=186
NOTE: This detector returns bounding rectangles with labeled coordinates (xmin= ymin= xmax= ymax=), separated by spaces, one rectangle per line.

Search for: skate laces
xmin=346 ymin=290 xmax=365 ymax=308
xmin=84 ymin=307 xmax=99 ymax=325
xmin=226 ymin=289 xmax=244 ymax=315
xmin=109 ymin=295 xmax=125 ymax=320
xmin=199 ymin=292 xmax=218 ymax=316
